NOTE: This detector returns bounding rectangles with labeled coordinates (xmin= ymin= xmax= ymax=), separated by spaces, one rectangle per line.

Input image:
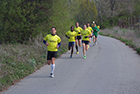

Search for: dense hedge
xmin=0 ymin=0 xmax=49 ymax=44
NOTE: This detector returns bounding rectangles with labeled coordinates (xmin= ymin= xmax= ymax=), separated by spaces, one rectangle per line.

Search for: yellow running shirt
xmin=44 ymin=34 xmax=61 ymax=51
xmin=74 ymin=27 xmax=83 ymax=36
xmin=97 ymin=25 xmax=100 ymax=29
xmin=81 ymin=29 xmax=91 ymax=41
xmin=87 ymin=26 xmax=93 ymax=32
xmin=66 ymin=31 xmax=77 ymax=42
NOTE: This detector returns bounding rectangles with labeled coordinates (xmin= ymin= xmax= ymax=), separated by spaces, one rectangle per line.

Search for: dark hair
xmin=75 ymin=22 xmax=79 ymax=25
xmin=51 ymin=27 xmax=56 ymax=30
xmin=86 ymin=23 xmax=89 ymax=26
xmin=71 ymin=26 xmax=74 ymax=29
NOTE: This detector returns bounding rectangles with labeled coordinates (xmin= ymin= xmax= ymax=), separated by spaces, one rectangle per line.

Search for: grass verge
xmin=99 ymin=27 xmax=140 ymax=55
xmin=0 ymin=33 xmax=68 ymax=92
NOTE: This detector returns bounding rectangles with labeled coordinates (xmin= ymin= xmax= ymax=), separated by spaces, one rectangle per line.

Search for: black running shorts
xmin=77 ymin=36 xmax=81 ymax=40
xmin=47 ymin=51 xmax=57 ymax=60
xmin=82 ymin=40 xmax=89 ymax=45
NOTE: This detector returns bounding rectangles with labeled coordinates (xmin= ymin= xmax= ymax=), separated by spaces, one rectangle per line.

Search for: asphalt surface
xmin=2 ymin=35 xmax=140 ymax=94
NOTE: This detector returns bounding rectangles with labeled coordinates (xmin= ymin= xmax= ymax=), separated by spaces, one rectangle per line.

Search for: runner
xmin=92 ymin=21 xmax=99 ymax=46
xmin=74 ymin=22 xmax=83 ymax=54
xmin=65 ymin=26 xmax=77 ymax=58
xmin=81 ymin=25 xmax=92 ymax=59
xmin=43 ymin=27 xmax=61 ymax=78
xmin=86 ymin=23 xmax=93 ymax=43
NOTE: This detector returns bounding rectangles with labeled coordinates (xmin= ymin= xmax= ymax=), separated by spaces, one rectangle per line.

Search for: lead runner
xmin=43 ymin=27 xmax=61 ymax=78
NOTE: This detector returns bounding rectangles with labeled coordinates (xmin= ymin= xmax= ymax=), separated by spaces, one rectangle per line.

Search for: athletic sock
xmin=51 ymin=64 xmax=55 ymax=74
xmin=76 ymin=45 xmax=78 ymax=52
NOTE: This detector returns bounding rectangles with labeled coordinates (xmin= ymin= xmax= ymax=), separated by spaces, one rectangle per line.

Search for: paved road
xmin=2 ymin=35 xmax=140 ymax=94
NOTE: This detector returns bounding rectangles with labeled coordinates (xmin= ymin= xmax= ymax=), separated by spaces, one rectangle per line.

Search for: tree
xmin=95 ymin=0 xmax=135 ymax=28
xmin=77 ymin=0 xmax=97 ymax=25
xmin=133 ymin=0 xmax=140 ymax=16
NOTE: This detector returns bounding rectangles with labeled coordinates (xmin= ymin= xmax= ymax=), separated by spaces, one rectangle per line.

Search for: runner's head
xmin=93 ymin=21 xmax=96 ymax=27
xmin=91 ymin=24 xmax=94 ymax=27
xmin=71 ymin=26 xmax=74 ymax=31
xmin=83 ymin=24 xmax=86 ymax=30
xmin=76 ymin=22 xmax=79 ymax=27
xmin=93 ymin=23 xmax=96 ymax=27
xmin=87 ymin=23 xmax=90 ymax=27
xmin=51 ymin=27 xmax=56 ymax=34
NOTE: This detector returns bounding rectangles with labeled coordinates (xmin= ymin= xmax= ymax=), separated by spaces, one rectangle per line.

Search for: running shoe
xmin=76 ymin=51 xmax=79 ymax=54
xmin=83 ymin=55 xmax=86 ymax=59
xmin=70 ymin=55 xmax=73 ymax=58
xmin=50 ymin=73 xmax=54 ymax=78
xmin=88 ymin=45 xmax=89 ymax=49
xmin=95 ymin=42 xmax=97 ymax=45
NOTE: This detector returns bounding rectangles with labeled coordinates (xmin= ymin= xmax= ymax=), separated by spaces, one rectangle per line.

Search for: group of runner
xmin=65 ymin=21 xmax=100 ymax=59
xmin=43 ymin=21 xmax=100 ymax=78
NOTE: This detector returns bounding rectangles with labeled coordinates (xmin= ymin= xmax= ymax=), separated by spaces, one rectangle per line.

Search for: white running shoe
xmin=95 ymin=42 xmax=97 ymax=45
xmin=50 ymin=73 xmax=54 ymax=78
xmin=93 ymin=42 xmax=97 ymax=46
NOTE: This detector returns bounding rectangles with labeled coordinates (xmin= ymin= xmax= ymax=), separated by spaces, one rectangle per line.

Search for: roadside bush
xmin=137 ymin=47 xmax=140 ymax=54
xmin=0 ymin=0 xmax=48 ymax=44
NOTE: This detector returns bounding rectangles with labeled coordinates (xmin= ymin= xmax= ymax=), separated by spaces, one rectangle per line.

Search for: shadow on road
xmin=26 ymin=75 xmax=50 ymax=79
xmin=58 ymin=56 xmax=83 ymax=60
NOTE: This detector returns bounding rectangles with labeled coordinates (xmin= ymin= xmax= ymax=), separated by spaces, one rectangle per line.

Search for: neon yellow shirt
xmin=87 ymin=26 xmax=93 ymax=32
xmin=66 ymin=31 xmax=77 ymax=42
xmin=81 ymin=29 xmax=91 ymax=41
xmin=74 ymin=27 xmax=83 ymax=36
xmin=44 ymin=34 xmax=61 ymax=51
xmin=97 ymin=25 xmax=100 ymax=29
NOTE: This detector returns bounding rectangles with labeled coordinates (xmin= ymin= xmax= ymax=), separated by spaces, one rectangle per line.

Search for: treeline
xmin=0 ymin=0 xmax=97 ymax=44
xmin=1 ymin=0 xmax=140 ymax=44
xmin=95 ymin=0 xmax=140 ymax=28
xmin=0 ymin=0 xmax=49 ymax=43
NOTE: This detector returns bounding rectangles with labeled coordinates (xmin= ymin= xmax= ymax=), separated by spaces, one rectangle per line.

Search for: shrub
xmin=137 ymin=47 xmax=140 ymax=54
xmin=0 ymin=0 xmax=48 ymax=44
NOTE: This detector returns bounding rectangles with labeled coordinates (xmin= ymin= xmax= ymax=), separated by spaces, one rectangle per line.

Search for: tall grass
xmin=0 ymin=33 xmax=68 ymax=91
xmin=99 ymin=27 xmax=140 ymax=54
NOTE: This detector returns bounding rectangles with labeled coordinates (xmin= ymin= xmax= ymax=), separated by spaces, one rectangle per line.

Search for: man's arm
xmin=65 ymin=34 xmax=70 ymax=39
xmin=57 ymin=37 xmax=61 ymax=48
